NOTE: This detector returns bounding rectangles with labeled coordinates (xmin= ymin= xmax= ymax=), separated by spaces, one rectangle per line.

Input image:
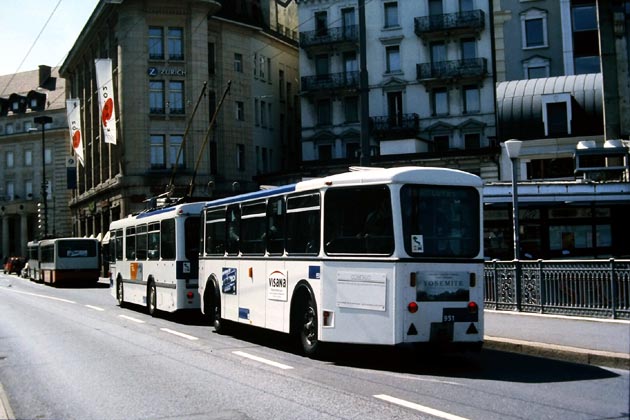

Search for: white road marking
xmin=374 ymin=394 xmax=470 ymax=420
xmin=232 ymin=351 xmax=294 ymax=370
xmin=118 ymin=314 xmax=145 ymax=323
xmin=2 ymin=288 xmax=76 ymax=304
xmin=160 ymin=328 xmax=199 ymax=341
xmin=85 ymin=305 xmax=105 ymax=311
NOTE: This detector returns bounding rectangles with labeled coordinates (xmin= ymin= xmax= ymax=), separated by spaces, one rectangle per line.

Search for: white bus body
xmin=198 ymin=167 xmax=484 ymax=355
xmin=38 ymin=238 xmax=100 ymax=285
xmin=26 ymin=240 xmax=40 ymax=281
xmin=109 ymin=202 xmax=204 ymax=315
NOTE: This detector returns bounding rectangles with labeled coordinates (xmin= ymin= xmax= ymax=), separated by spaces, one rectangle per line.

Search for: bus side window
xmin=126 ymin=227 xmax=136 ymax=260
xmin=286 ymin=193 xmax=320 ymax=255
xmin=241 ymin=201 xmax=266 ymax=256
xmin=136 ymin=224 xmax=148 ymax=260
xmin=161 ymin=219 xmax=176 ymax=260
xmin=148 ymin=222 xmax=160 ymax=260
xmin=226 ymin=205 xmax=241 ymax=255
xmin=115 ymin=230 xmax=123 ymax=261
xmin=204 ymin=208 xmax=226 ymax=255
xmin=266 ymin=197 xmax=285 ymax=255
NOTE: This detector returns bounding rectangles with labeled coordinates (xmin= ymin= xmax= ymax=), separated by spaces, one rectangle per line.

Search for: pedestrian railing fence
xmin=484 ymin=259 xmax=630 ymax=320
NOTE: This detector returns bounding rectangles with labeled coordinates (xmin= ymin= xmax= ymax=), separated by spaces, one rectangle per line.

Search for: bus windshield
xmin=58 ymin=239 xmax=97 ymax=258
xmin=401 ymin=185 xmax=480 ymax=258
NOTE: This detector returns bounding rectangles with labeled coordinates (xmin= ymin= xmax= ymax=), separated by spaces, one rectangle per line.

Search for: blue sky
xmin=0 ymin=0 xmax=100 ymax=76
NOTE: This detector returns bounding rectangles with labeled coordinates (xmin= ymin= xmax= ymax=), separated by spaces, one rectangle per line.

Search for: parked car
xmin=3 ymin=256 xmax=26 ymax=275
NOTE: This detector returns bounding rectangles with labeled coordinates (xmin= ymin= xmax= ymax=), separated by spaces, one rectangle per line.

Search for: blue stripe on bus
xmin=203 ymin=184 xmax=297 ymax=208
xmin=136 ymin=206 xmax=177 ymax=219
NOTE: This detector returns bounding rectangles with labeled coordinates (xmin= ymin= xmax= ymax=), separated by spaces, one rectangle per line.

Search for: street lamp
xmin=34 ymin=115 xmax=52 ymax=239
xmin=504 ymin=139 xmax=522 ymax=260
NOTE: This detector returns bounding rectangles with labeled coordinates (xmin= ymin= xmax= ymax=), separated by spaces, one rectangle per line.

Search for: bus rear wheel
xmin=147 ymin=281 xmax=157 ymax=316
xmin=210 ymin=286 xmax=228 ymax=334
xmin=116 ymin=279 xmax=125 ymax=307
xmin=299 ymin=296 xmax=320 ymax=356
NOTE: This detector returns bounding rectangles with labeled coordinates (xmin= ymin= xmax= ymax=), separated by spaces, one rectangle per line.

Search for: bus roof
xmin=202 ymin=166 xmax=482 ymax=210
xmin=110 ymin=201 xmax=206 ymax=229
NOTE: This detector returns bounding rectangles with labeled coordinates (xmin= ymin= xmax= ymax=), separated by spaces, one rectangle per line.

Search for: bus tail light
xmin=408 ymin=302 xmax=418 ymax=313
xmin=468 ymin=301 xmax=478 ymax=314
xmin=410 ymin=272 xmax=416 ymax=287
xmin=187 ymin=291 xmax=194 ymax=299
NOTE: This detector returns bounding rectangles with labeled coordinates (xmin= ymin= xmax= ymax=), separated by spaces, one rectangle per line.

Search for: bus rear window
xmin=401 ymin=185 xmax=480 ymax=258
xmin=58 ymin=240 xmax=97 ymax=258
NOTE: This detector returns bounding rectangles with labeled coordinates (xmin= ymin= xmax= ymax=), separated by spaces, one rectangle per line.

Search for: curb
xmin=484 ymin=336 xmax=630 ymax=370
xmin=0 ymin=383 xmax=14 ymax=420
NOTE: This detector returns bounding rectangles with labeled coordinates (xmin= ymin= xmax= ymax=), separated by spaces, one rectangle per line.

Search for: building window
xmin=44 ymin=148 xmax=52 ymax=165
xmin=574 ymin=56 xmax=600 ymax=74
xmin=464 ymin=133 xmax=481 ymax=149
xmin=24 ymin=149 xmax=32 ymax=166
xmin=261 ymin=100 xmax=267 ymax=128
xmin=6 ymin=123 xmax=13 ymax=135
xmin=208 ymin=43 xmax=215 ymax=75
xmin=267 ymin=103 xmax=272 ymax=129
xmin=237 ymin=144 xmax=245 ymax=171
xmin=542 ymin=94 xmax=572 ymax=137
xmin=6 ymin=182 xmax=15 ymax=201
xmin=254 ymin=99 xmax=260 ymax=126
xmin=259 ymin=55 xmax=266 ymax=80
xmin=150 ymin=135 xmax=165 ymax=168
xmin=432 ymin=88 xmax=449 ymax=115
xmin=148 ymin=27 xmax=164 ymax=60
xmin=149 ymin=81 xmax=165 ymax=114
xmin=316 ymin=99 xmax=332 ymax=126
xmin=386 ymin=45 xmax=401 ymax=73
xmin=167 ymin=27 xmax=184 ymax=60
xmin=463 ymin=85 xmax=480 ymax=113
xmin=6 ymin=151 xmax=14 ymax=168
xmin=169 ymin=135 xmax=184 ymax=168
xmin=521 ymin=9 xmax=548 ymax=49
xmin=461 ymin=38 xmax=477 ymax=60
xmin=523 ymin=56 xmax=550 ymax=79
xmin=384 ymin=2 xmax=399 ymax=28
xmin=344 ymin=96 xmax=359 ymax=123
xmin=572 ymin=5 xmax=597 ymax=31
xmin=279 ymin=70 xmax=285 ymax=100
xmin=169 ymin=81 xmax=184 ymax=114
xmin=315 ymin=11 xmax=328 ymax=37
xmin=345 ymin=141 xmax=359 ymax=159
xmin=434 ymin=135 xmax=450 ymax=151
xmin=318 ymin=144 xmax=333 ymax=160
xmin=25 ymin=181 xmax=33 ymax=199
xmin=236 ymin=101 xmax=245 ymax=121
xmin=234 ymin=53 xmax=243 ymax=73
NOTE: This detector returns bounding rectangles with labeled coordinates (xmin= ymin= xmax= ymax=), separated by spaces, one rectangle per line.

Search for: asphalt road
xmin=1 ymin=274 xmax=628 ymax=420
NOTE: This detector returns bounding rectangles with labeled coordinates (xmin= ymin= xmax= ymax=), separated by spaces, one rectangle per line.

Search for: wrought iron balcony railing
xmin=369 ymin=113 xmax=420 ymax=139
xmin=300 ymin=25 xmax=358 ymax=48
xmin=416 ymin=58 xmax=487 ymax=81
xmin=301 ymin=71 xmax=360 ymax=93
xmin=414 ymin=10 xmax=485 ymax=37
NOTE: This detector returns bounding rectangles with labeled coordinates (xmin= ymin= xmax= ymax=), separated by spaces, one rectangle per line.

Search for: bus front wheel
xmin=298 ymin=296 xmax=320 ymax=356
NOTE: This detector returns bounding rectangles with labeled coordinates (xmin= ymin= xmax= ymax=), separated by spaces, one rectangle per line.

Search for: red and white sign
xmin=94 ymin=58 xmax=117 ymax=145
xmin=65 ymin=98 xmax=84 ymax=166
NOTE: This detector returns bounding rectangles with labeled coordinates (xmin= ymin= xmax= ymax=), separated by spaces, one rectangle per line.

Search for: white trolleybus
xmin=38 ymin=237 xmax=100 ymax=285
xmin=198 ymin=166 xmax=484 ymax=356
xmin=109 ymin=201 xmax=204 ymax=315
xmin=26 ymin=240 xmax=40 ymax=281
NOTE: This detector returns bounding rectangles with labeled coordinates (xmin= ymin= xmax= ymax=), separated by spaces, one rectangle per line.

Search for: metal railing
xmin=300 ymin=25 xmax=358 ymax=48
xmin=417 ymin=58 xmax=487 ymax=81
xmin=484 ymin=259 xmax=630 ymax=319
xmin=369 ymin=113 xmax=419 ymax=139
xmin=301 ymin=71 xmax=360 ymax=93
xmin=414 ymin=10 xmax=485 ymax=36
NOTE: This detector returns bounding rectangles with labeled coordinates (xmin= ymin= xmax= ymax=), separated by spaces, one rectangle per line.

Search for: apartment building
xmin=59 ymin=0 xmax=299 ymax=239
xmin=296 ymin=0 xmax=498 ymax=179
xmin=0 ymin=67 xmax=73 ymax=257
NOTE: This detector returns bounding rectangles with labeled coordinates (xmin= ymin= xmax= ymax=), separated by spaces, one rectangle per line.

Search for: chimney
xmin=38 ymin=65 xmax=56 ymax=91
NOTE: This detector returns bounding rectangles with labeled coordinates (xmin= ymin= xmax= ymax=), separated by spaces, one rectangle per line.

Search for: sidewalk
xmin=483 ymin=310 xmax=630 ymax=370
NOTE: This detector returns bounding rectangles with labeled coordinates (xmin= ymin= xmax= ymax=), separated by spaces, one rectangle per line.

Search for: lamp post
xmin=504 ymin=139 xmax=522 ymax=260
xmin=34 ymin=115 xmax=52 ymax=239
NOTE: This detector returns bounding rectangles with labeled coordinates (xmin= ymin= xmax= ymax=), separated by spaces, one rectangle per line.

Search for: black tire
xmin=116 ymin=278 xmax=125 ymax=307
xmin=147 ymin=281 xmax=157 ymax=316
xmin=299 ymin=295 xmax=320 ymax=356
xmin=209 ymin=284 xmax=228 ymax=334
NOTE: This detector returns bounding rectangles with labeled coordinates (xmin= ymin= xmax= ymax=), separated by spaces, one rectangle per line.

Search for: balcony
xmin=370 ymin=113 xmax=419 ymax=140
xmin=417 ymin=58 xmax=487 ymax=85
xmin=414 ymin=10 xmax=485 ymax=41
xmin=301 ymin=71 xmax=360 ymax=94
xmin=300 ymin=25 xmax=358 ymax=54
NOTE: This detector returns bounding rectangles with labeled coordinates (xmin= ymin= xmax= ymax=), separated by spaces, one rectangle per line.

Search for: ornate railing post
xmin=610 ymin=258 xmax=617 ymax=319
xmin=515 ymin=259 xmax=522 ymax=311
xmin=538 ymin=259 xmax=545 ymax=313
xmin=493 ymin=259 xmax=499 ymax=309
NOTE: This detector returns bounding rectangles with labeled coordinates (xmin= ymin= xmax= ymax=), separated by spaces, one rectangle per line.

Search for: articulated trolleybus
xmin=109 ymin=201 xmax=204 ymax=315
xmin=198 ymin=166 xmax=484 ymax=355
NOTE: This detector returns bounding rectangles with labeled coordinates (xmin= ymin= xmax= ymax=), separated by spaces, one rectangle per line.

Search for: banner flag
xmin=94 ymin=58 xmax=117 ymax=145
xmin=66 ymin=98 xmax=85 ymax=166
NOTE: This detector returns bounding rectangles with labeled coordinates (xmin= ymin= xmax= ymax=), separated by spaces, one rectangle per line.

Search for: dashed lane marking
xmin=118 ymin=314 xmax=146 ymax=323
xmin=232 ymin=351 xmax=294 ymax=370
xmin=374 ymin=394 xmax=470 ymax=420
xmin=1 ymin=288 xmax=76 ymax=304
xmin=160 ymin=328 xmax=199 ymax=341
